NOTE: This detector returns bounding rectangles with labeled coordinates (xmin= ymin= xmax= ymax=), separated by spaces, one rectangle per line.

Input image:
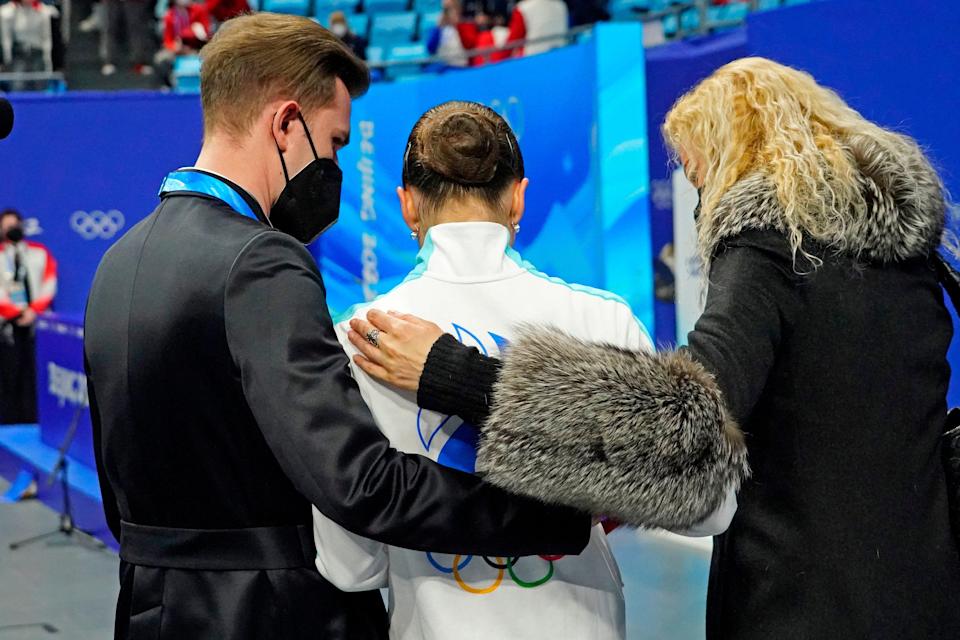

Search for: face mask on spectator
xmin=331 ymin=22 xmax=347 ymax=37
xmin=6 ymin=226 xmax=23 ymax=243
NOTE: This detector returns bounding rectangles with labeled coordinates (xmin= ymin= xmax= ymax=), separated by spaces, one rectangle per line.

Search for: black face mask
xmin=270 ymin=113 xmax=343 ymax=245
xmin=6 ymin=226 xmax=23 ymax=243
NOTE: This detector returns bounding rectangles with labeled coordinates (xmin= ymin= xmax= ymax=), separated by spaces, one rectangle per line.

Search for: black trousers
xmin=115 ymin=562 xmax=388 ymax=640
xmin=114 ymin=523 xmax=389 ymax=639
xmin=0 ymin=325 xmax=37 ymax=424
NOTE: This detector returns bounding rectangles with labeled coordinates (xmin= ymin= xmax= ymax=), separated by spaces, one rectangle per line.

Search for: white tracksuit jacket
xmin=313 ymin=222 xmax=736 ymax=639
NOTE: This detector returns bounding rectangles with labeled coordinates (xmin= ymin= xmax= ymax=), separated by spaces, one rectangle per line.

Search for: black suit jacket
xmin=84 ymin=175 xmax=588 ymax=639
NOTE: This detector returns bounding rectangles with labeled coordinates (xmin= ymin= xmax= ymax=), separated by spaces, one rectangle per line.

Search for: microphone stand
xmin=8 ymin=405 xmax=107 ymax=551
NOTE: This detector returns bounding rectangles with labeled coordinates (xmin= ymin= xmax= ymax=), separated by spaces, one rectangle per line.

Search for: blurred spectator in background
xmin=101 ymin=0 xmax=155 ymax=76
xmin=79 ymin=0 xmax=105 ymax=33
xmin=206 ymin=0 xmax=249 ymax=28
xmin=0 ymin=208 xmax=56 ymax=424
xmin=154 ymin=0 xmax=210 ymax=85
xmin=507 ymin=0 xmax=568 ymax=57
xmin=328 ymin=10 xmax=366 ymax=60
xmin=426 ymin=0 xmax=471 ymax=68
xmin=469 ymin=9 xmax=509 ymax=66
xmin=0 ymin=0 xmax=59 ymax=91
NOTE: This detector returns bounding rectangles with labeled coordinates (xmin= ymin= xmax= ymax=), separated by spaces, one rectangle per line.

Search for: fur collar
xmin=700 ymin=133 xmax=946 ymax=267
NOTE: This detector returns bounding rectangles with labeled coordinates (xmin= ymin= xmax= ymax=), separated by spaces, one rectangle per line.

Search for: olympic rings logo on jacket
xmin=425 ymin=552 xmax=564 ymax=594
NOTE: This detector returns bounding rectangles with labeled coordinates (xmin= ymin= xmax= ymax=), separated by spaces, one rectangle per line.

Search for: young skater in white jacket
xmin=313 ymin=101 xmax=736 ymax=640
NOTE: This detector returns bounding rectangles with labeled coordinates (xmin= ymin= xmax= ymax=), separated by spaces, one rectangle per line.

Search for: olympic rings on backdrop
xmin=508 ymin=557 xmax=555 ymax=589
xmin=453 ymin=555 xmax=504 ymax=595
xmin=70 ymin=209 xmax=125 ymax=240
xmin=426 ymin=552 xmax=472 ymax=574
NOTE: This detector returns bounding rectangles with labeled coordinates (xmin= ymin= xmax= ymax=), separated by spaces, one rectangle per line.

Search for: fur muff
xmin=475 ymin=326 xmax=749 ymax=529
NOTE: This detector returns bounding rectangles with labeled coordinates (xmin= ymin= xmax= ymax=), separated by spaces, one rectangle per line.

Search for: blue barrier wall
xmin=645 ymin=30 xmax=749 ymax=345
xmin=321 ymin=23 xmax=654 ymax=329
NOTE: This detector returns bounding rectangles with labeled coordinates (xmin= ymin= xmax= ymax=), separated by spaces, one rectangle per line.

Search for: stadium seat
xmin=262 ymin=0 xmax=312 ymax=16
xmin=314 ymin=0 xmax=358 ymax=22
xmin=347 ymin=13 xmax=371 ymax=38
xmin=784 ymin=0 xmax=810 ymax=5
xmin=661 ymin=13 xmax=678 ymax=36
xmin=755 ymin=0 xmax=781 ymax=10
xmin=384 ymin=43 xmax=428 ymax=80
xmin=369 ymin=11 xmax=417 ymax=46
xmin=366 ymin=45 xmax=385 ymax=64
xmin=708 ymin=1 xmax=749 ymax=23
xmin=608 ymin=0 xmax=650 ymax=20
xmin=680 ymin=7 xmax=700 ymax=31
xmin=173 ymin=56 xmax=202 ymax=95
xmin=364 ymin=0 xmax=408 ymax=13
xmin=413 ymin=0 xmax=441 ymax=12
xmin=417 ymin=10 xmax=441 ymax=40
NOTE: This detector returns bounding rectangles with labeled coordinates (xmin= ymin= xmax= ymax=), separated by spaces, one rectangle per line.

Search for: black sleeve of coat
xmin=223 ymin=232 xmax=590 ymax=557
xmin=417 ymin=333 xmax=503 ymax=426
xmin=85 ymin=355 xmax=122 ymax=543
xmin=686 ymin=232 xmax=802 ymax=423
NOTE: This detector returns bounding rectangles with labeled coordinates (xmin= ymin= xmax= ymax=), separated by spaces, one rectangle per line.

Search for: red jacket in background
xmin=163 ymin=4 xmax=212 ymax=52
xmin=206 ymin=0 xmax=249 ymax=24
xmin=0 ymin=240 xmax=57 ymax=320
xmin=470 ymin=28 xmax=511 ymax=66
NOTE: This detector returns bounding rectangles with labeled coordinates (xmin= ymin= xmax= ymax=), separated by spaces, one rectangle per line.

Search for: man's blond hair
xmin=200 ymin=13 xmax=370 ymax=138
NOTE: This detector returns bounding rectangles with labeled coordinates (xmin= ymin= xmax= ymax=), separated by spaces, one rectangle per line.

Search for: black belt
xmin=119 ymin=521 xmax=316 ymax=571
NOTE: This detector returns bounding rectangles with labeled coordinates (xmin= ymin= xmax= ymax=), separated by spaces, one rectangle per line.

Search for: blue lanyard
xmin=158 ymin=170 xmax=259 ymax=222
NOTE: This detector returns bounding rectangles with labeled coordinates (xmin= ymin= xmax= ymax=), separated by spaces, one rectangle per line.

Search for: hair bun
xmin=419 ymin=111 xmax=499 ymax=185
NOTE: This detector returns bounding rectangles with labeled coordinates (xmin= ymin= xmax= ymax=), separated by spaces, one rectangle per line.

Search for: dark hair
xmin=0 ymin=208 xmax=21 ymax=221
xmin=402 ymin=101 xmax=524 ymax=221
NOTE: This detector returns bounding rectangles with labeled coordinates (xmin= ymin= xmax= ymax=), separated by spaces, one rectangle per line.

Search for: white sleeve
xmin=669 ymin=486 xmax=737 ymax=537
xmin=310 ymin=318 xmax=390 ymax=591
xmin=612 ymin=300 xmax=654 ymax=353
xmin=313 ymin=506 xmax=390 ymax=591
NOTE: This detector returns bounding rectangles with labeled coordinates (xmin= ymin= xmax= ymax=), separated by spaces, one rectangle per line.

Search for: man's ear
xmin=397 ymin=186 xmax=420 ymax=235
xmin=271 ymin=101 xmax=301 ymax=153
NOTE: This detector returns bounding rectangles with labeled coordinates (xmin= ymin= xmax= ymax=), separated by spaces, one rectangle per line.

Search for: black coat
xmin=83 ymin=171 xmax=589 ymax=640
xmin=695 ymin=229 xmax=960 ymax=639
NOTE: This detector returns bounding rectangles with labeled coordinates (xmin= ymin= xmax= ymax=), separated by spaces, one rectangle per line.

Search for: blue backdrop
xmin=1 ymin=93 xmax=204 ymax=315
xmin=0 ymin=23 xmax=654 ymax=335
xmin=321 ymin=23 xmax=653 ymax=328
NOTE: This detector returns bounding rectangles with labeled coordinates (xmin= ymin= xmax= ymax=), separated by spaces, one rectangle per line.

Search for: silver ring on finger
xmin=365 ymin=328 xmax=381 ymax=349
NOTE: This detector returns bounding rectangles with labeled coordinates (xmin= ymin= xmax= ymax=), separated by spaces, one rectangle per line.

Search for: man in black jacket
xmin=83 ymin=13 xmax=588 ymax=640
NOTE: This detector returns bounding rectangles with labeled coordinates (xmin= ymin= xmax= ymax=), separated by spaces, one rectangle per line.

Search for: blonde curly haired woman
xmin=347 ymin=57 xmax=960 ymax=638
